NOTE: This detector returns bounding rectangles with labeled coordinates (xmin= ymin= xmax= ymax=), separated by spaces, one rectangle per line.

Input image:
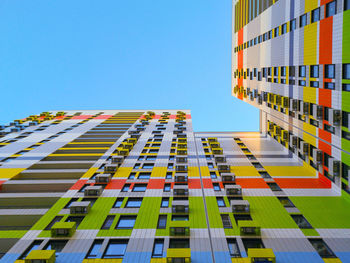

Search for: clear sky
xmin=0 ymin=0 xmax=259 ymax=131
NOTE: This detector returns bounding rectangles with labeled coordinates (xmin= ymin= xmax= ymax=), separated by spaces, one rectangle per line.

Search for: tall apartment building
xmin=0 ymin=110 xmax=349 ymax=263
xmin=232 ymin=0 xmax=350 ymax=195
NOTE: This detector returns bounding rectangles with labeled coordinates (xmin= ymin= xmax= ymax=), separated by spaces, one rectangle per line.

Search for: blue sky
xmin=0 ymin=0 xmax=258 ymax=131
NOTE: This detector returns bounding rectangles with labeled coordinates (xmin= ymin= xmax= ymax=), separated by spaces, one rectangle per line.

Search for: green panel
xmin=343 ymin=10 xmax=350 ymax=63
xmin=245 ymin=197 xmax=298 ymax=228
xmin=342 ymin=91 xmax=350 ymax=116
xmin=78 ymin=197 xmax=115 ymax=230
xmin=341 ymin=140 xmax=350 ymax=164
xmin=0 ymin=230 xmax=26 ymax=238
xmin=31 ymin=198 xmax=70 ymax=230
xmin=301 ymin=228 xmax=319 ymax=236
xmin=189 ymin=197 xmax=207 ymax=228
xmin=134 ymin=197 xmax=161 ymax=229
xmin=205 ymin=197 xmax=224 ymax=228
xmin=97 ymin=214 xmax=133 ymax=237
xmin=290 ymin=197 xmax=350 ymax=228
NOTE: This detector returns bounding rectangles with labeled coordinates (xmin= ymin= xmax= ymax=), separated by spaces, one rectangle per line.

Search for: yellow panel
xmin=303 ymin=122 xmax=317 ymax=143
xmin=264 ymin=165 xmax=317 ymax=178
xmin=188 ymin=166 xmax=199 ymax=178
xmin=232 ymin=258 xmax=250 ymax=263
xmin=304 ymin=23 xmax=317 ymax=65
xmin=150 ymin=259 xmax=167 ymax=263
xmin=81 ymin=167 xmax=98 ymax=179
xmin=305 ymin=0 xmax=318 ymax=13
xmin=200 ymin=166 xmax=210 ymax=178
xmin=323 ymin=258 xmax=342 ymax=263
xmin=303 ymin=87 xmax=317 ymax=104
xmin=0 ymin=168 xmax=26 ymax=179
xmin=231 ymin=166 xmax=261 ymax=177
xmin=151 ymin=167 xmax=167 ymax=178
xmin=112 ymin=167 xmax=133 ymax=178
xmin=83 ymin=259 xmax=123 ymax=263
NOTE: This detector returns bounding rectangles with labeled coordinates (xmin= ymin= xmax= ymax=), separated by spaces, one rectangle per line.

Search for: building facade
xmin=0 ymin=110 xmax=349 ymax=263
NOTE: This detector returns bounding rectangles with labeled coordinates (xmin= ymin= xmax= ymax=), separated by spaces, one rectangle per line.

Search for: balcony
xmin=169 ymin=221 xmax=190 ymax=236
xmin=238 ymin=220 xmax=261 ymax=236
xmin=70 ymin=201 xmax=91 ymax=214
xmin=172 ymin=200 xmax=189 ymax=213
xmin=25 ymin=250 xmax=55 ymax=263
xmin=51 ymin=221 xmax=76 ymax=237
xmin=173 ymin=185 xmax=189 ymax=196
xmin=166 ymin=248 xmax=191 ymax=263
xmin=248 ymin=248 xmax=275 ymax=263
xmin=225 ymin=185 xmax=242 ymax=196
xmin=221 ymin=173 xmax=235 ymax=183
xmin=231 ymin=200 xmax=250 ymax=213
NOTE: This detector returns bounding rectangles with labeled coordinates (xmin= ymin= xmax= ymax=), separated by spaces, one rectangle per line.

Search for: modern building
xmin=0 ymin=110 xmax=349 ymax=263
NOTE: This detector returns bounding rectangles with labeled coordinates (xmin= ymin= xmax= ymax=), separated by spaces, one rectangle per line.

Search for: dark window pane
xmin=227 ymin=239 xmax=241 ymax=257
xmin=343 ymin=64 xmax=350 ymax=79
xmin=44 ymin=240 xmax=67 ymax=257
xmin=125 ymin=198 xmax=142 ymax=208
xmin=291 ymin=215 xmax=313 ymax=229
xmin=310 ymin=65 xmax=319 ymax=78
xmin=312 ymin=8 xmax=320 ymax=22
xmin=309 ymin=239 xmax=336 ymax=258
xmin=20 ymin=241 xmax=42 ymax=259
xmin=116 ymin=216 xmax=136 ymax=229
xmin=66 ymin=216 xmax=84 ymax=228
xmin=299 ymin=66 xmax=306 ymax=77
xmin=325 ymin=64 xmax=335 ymax=78
xmin=169 ymin=239 xmax=190 ymax=248
xmin=103 ymin=240 xmax=128 ymax=258
xmin=242 ymin=238 xmax=265 ymax=250
xmin=114 ymin=198 xmax=124 ymax=208
xmin=152 ymin=239 xmax=164 ymax=258
xmin=300 ymin=14 xmax=307 ymax=27
xmin=102 ymin=216 xmax=115 ymax=230
xmin=172 ymin=215 xmax=189 ymax=221
xmin=221 ymin=214 xmax=233 ymax=229
xmin=157 ymin=215 xmax=167 ymax=229
xmin=86 ymin=240 xmax=103 ymax=259
xmin=45 ymin=216 xmax=63 ymax=230
xmin=326 ymin=1 xmax=336 ymax=17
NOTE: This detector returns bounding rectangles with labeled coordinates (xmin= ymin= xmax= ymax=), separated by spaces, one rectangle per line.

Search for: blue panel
xmin=191 ymin=251 xmax=213 ymax=263
xmin=123 ymin=251 xmax=152 ymax=263
xmin=336 ymin=252 xmax=350 ymax=263
xmin=56 ymin=253 xmax=86 ymax=263
xmin=0 ymin=253 xmax=19 ymax=263
xmin=275 ymin=252 xmax=323 ymax=263
xmin=213 ymin=251 xmax=232 ymax=263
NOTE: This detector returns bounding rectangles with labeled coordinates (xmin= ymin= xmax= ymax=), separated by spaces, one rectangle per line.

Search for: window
xmin=44 ymin=240 xmax=67 ymax=257
xmin=132 ymin=184 xmax=147 ymax=192
xmin=325 ymin=64 xmax=335 ymax=78
xmin=346 ymin=0 xmax=350 ymax=10
xmin=169 ymin=239 xmax=190 ymax=248
xmin=213 ymin=183 xmax=221 ymax=191
xmin=149 ymin=149 xmax=159 ymax=153
xmin=267 ymin=182 xmax=281 ymax=191
xmin=300 ymin=14 xmax=307 ymax=27
xmin=326 ymin=1 xmax=336 ymax=17
xmin=166 ymin=172 xmax=172 ymax=179
xmin=233 ymin=214 xmax=252 ymax=224
xmin=309 ymin=239 xmax=336 ymax=258
xmin=291 ymin=215 xmax=313 ymax=229
xmin=157 ymin=215 xmax=167 ymax=229
xmin=146 ymin=156 xmax=156 ymax=160
xmin=227 ymin=239 xmax=241 ymax=257
xmin=103 ymin=240 xmax=128 ymax=258
xmin=138 ymin=172 xmax=151 ymax=179
xmin=114 ymin=198 xmax=124 ymax=208
xmin=210 ymin=172 xmax=217 ymax=179
xmin=289 ymin=66 xmax=295 ymax=77
xmin=324 ymin=124 xmax=335 ymax=134
xmin=161 ymin=198 xmax=169 ymax=208
xmin=116 ymin=216 xmax=136 ymax=229
xmin=45 ymin=216 xmax=63 ymax=230
xmin=128 ymin=173 xmax=136 ymax=179
xmin=142 ymin=163 xmax=154 ymax=169
xmin=343 ymin=64 xmax=350 ymax=79
xmin=310 ymin=65 xmax=319 ymax=78
xmin=86 ymin=240 xmax=103 ymax=259
xmin=216 ymin=197 xmax=226 ymax=207
xmin=79 ymin=184 xmax=89 ymax=193
xmin=310 ymin=81 xmax=319 ymax=88
xmin=299 ymin=66 xmax=306 ymax=77
xmin=122 ymin=184 xmax=130 ymax=192
xmin=221 ymin=214 xmax=232 ymax=229
xmin=125 ymin=198 xmax=142 ymax=208
xmin=277 ymin=197 xmax=295 ymax=207
xmin=172 ymin=215 xmax=189 ymax=221
xmin=66 ymin=216 xmax=84 ymax=228
xmin=274 ymin=27 xmax=279 ymax=37
xmin=290 ymin=19 xmax=296 ymax=31
xmin=163 ymin=183 xmax=171 ymax=192
xmin=133 ymin=163 xmax=140 ymax=169
xmin=325 ymin=82 xmax=335 ymax=90
xmin=242 ymin=238 xmax=265 ymax=250
xmin=19 ymin=240 xmax=42 ymax=259
xmin=152 ymin=239 xmax=164 ymax=258
xmin=281 ymin=23 xmax=287 ymax=34
xmin=311 ymin=8 xmax=320 ymax=23
xmin=102 ymin=216 xmax=115 ymax=230
xmin=281 ymin=67 xmax=286 ymax=77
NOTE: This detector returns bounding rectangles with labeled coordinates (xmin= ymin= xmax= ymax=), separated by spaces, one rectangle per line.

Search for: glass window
xmin=267 ymin=182 xmax=282 ymax=191
xmin=290 ymin=19 xmax=296 ymax=31
xmin=310 ymin=65 xmax=319 ymax=78
xmin=268 ymin=30 xmax=272 ymax=39
xmin=166 ymin=172 xmax=172 ymax=179
xmin=102 ymin=215 xmax=115 ymax=230
xmin=133 ymin=163 xmax=140 ymax=169
xmin=210 ymin=172 xmax=217 ymax=179
xmin=289 ymin=66 xmax=295 ymax=76
xmin=157 ymin=215 xmax=167 ymax=229
xmin=45 ymin=216 xmax=63 ymax=230
xmin=114 ymin=198 xmax=124 ymax=208
xmin=169 ymin=239 xmax=190 ymax=248
xmin=64 ymin=198 xmax=79 ymax=208
xmin=291 ymin=215 xmax=313 ymax=229
xmin=346 ymin=0 xmax=350 ymax=10
xmin=86 ymin=240 xmax=103 ymax=259
xmin=116 ymin=216 xmax=136 ymax=229
xmin=281 ymin=67 xmax=286 ymax=77
xmin=132 ymin=184 xmax=147 ymax=192
xmin=152 ymin=239 xmax=164 ymax=258
xmin=309 ymin=239 xmax=336 ymax=258
xmin=146 ymin=156 xmax=156 ymax=160
xmin=325 ymin=82 xmax=335 ymax=90
xmin=149 ymin=149 xmax=159 ymax=153
xmin=121 ymin=184 xmax=130 ymax=192
xmin=19 ymin=241 xmax=42 ymax=259
xmin=44 ymin=240 xmax=67 ymax=257
xmin=125 ymin=198 xmax=142 ymax=208
xmin=312 ymin=8 xmax=320 ymax=22
xmin=326 ymin=1 xmax=336 ymax=17
xmin=142 ymin=163 xmax=154 ymax=169
xmin=103 ymin=240 xmax=128 ymax=258
xmin=128 ymin=173 xmax=135 ymax=179
xmin=242 ymin=238 xmax=265 ymax=250
xmin=217 ymin=197 xmax=226 ymax=207
xmin=227 ymin=239 xmax=241 ymax=257
xmin=277 ymin=197 xmax=295 ymax=207
xmin=282 ymin=23 xmax=287 ymax=34
xmin=66 ymin=216 xmax=84 ymax=228
xmin=343 ymin=84 xmax=350 ymax=91
xmin=172 ymin=215 xmax=189 ymax=221
xmin=163 ymin=183 xmax=171 ymax=192
xmin=343 ymin=64 xmax=350 ymax=79
xmin=325 ymin=64 xmax=335 ymax=78
xmin=233 ymin=214 xmax=252 ymax=224
xmin=300 ymin=14 xmax=307 ymax=27
xmin=138 ymin=173 xmax=151 ymax=179
xmin=221 ymin=214 xmax=233 ymax=229
xmin=213 ymin=183 xmax=221 ymax=191
xmin=299 ymin=66 xmax=306 ymax=77
xmin=274 ymin=27 xmax=279 ymax=36
xmin=161 ymin=198 xmax=169 ymax=208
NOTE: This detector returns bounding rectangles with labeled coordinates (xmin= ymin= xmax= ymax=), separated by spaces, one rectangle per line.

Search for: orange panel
xmin=236 ymin=178 xmax=269 ymax=188
xmin=105 ymin=179 xmax=127 ymax=190
xmin=147 ymin=179 xmax=165 ymax=189
xmin=274 ymin=177 xmax=331 ymax=189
